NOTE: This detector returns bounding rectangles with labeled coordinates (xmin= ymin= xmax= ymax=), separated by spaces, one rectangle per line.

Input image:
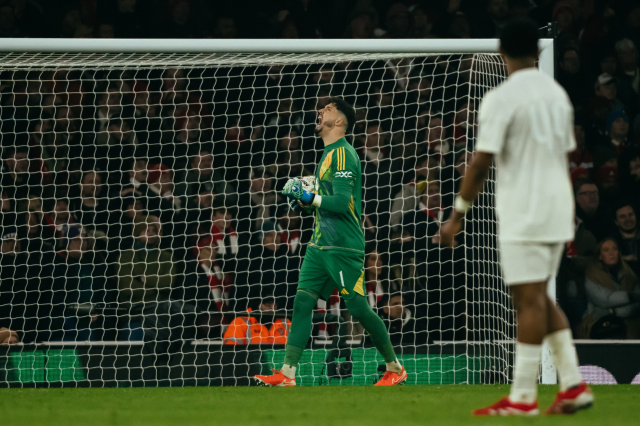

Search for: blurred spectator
xmin=595 ymin=165 xmax=620 ymax=207
xmin=385 ymin=3 xmax=411 ymax=39
xmin=213 ymin=15 xmax=237 ymax=39
xmin=210 ymin=205 xmax=239 ymax=266
xmin=569 ymin=120 xmax=594 ymax=170
xmin=390 ymin=155 xmax=437 ymax=228
xmin=421 ymin=114 xmax=450 ymax=155
xmin=365 ymin=250 xmax=387 ymax=309
xmin=222 ymin=297 xmax=291 ymax=345
xmin=43 ymin=198 xmax=74 ymax=240
xmin=276 ymin=206 xmax=303 ymax=256
xmin=146 ymin=163 xmax=187 ymax=249
xmin=598 ymin=108 xmax=630 ymax=157
xmin=474 ymin=0 xmax=510 ymax=38
xmin=619 ymin=146 xmax=640 ymax=208
xmin=1 ymin=146 xmax=41 ymax=201
xmin=105 ymin=0 xmax=145 ymax=39
xmin=90 ymin=85 xmax=125 ymax=146
xmin=583 ymin=238 xmax=640 ymax=339
xmin=360 ymin=122 xmax=393 ymax=224
xmin=117 ymin=216 xmax=196 ymax=353
xmin=575 ymin=181 xmax=615 ymax=241
xmin=97 ymin=22 xmax=115 ymax=38
xmin=108 ymin=196 xmax=145 ymax=254
xmin=560 ymin=217 xmax=598 ymax=333
xmin=117 ymin=217 xmax=174 ymax=309
xmin=190 ymin=235 xmax=227 ymax=312
xmin=408 ymin=5 xmax=433 ymax=38
xmin=12 ymin=0 xmax=48 ymax=38
xmin=585 ymin=96 xmax=613 ymax=148
xmin=70 ymin=171 xmax=110 ymax=235
xmin=121 ymin=156 xmax=149 ymax=197
xmin=242 ymin=221 xmax=290 ymax=311
xmin=375 ymin=292 xmax=429 ymax=346
xmin=49 ymin=224 xmax=92 ymax=341
xmin=397 ymin=180 xmax=451 ymax=268
xmin=57 ymin=4 xmax=83 ymax=38
xmin=345 ymin=7 xmax=377 ymax=39
xmin=0 ymin=228 xmax=28 ymax=342
xmin=184 ymin=148 xmax=237 ymax=206
xmin=557 ymin=48 xmax=591 ymax=107
xmin=614 ymin=38 xmax=640 ymax=118
xmin=161 ymin=0 xmax=204 ymax=39
xmin=554 ymin=1 xmax=578 ymax=35
xmin=237 ymin=167 xmax=279 ymax=235
xmin=594 ymin=73 xmax=625 ymax=112
xmin=0 ymin=327 xmax=18 ymax=345
xmin=614 ymin=203 xmax=639 ymax=274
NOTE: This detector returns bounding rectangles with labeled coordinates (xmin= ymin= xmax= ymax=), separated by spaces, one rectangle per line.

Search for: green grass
xmin=0 ymin=385 xmax=637 ymax=426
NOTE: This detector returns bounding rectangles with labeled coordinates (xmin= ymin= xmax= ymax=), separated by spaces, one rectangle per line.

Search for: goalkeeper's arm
xmin=309 ymin=178 xmax=351 ymax=214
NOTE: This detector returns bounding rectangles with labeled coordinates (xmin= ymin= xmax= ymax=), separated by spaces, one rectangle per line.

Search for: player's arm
xmin=439 ymin=152 xmax=493 ymax=247
xmin=440 ymin=91 xmax=504 ymax=248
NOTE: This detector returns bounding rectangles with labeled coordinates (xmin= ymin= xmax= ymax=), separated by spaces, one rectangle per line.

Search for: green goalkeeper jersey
xmin=309 ymin=137 xmax=365 ymax=253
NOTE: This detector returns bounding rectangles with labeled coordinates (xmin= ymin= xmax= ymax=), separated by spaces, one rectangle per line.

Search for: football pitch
xmin=1 ymin=385 xmax=637 ymax=426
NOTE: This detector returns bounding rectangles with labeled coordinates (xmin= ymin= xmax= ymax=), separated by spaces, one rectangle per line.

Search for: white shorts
xmin=499 ymin=241 xmax=565 ymax=286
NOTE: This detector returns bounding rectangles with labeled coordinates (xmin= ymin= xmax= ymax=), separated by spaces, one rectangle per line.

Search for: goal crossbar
xmin=0 ymin=38 xmax=553 ymax=54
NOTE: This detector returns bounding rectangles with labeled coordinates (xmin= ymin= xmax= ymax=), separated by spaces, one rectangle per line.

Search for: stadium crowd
xmin=0 ymin=0 xmax=639 ymax=355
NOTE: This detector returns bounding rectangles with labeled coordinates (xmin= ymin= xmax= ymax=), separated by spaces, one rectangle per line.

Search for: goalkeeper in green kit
xmin=254 ymin=97 xmax=406 ymax=387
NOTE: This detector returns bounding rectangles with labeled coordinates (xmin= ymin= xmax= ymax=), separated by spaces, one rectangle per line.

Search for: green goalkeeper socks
xmin=283 ymin=290 xmax=318 ymax=367
xmin=345 ymin=295 xmax=397 ymax=364
xmin=283 ymin=291 xmax=397 ymax=368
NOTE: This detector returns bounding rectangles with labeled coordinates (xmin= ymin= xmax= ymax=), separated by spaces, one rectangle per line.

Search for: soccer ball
xmin=300 ymin=176 xmax=316 ymax=193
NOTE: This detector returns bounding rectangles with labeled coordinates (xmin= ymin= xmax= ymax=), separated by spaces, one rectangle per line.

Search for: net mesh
xmin=0 ymin=50 xmax=512 ymax=387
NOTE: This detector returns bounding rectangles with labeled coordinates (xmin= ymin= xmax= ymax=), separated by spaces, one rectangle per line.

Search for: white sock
xmin=544 ymin=329 xmax=582 ymax=391
xmin=386 ymin=358 xmax=403 ymax=373
xmin=509 ymin=342 xmax=542 ymax=404
xmin=281 ymin=364 xmax=296 ymax=379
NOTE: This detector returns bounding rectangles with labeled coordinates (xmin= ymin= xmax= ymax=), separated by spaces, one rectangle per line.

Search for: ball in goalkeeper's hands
xmin=283 ymin=177 xmax=315 ymax=206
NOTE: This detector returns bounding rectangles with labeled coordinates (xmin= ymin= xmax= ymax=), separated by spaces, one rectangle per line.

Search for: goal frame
xmin=0 ymin=37 xmax=556 ymax=385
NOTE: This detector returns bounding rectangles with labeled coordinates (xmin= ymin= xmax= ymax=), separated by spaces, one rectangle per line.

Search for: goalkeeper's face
xmin=315 ymin=103 xmax=344 ymax=135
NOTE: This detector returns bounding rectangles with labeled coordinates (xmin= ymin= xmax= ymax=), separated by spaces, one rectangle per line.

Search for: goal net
xmin=0 ymin=40 xmax=525 ymax=387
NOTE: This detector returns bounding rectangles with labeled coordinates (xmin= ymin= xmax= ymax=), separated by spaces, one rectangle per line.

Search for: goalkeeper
xmin=254 ymin=97 xmax=406 ymax=387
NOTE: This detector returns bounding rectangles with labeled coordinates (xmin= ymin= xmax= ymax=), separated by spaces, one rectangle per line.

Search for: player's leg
xmin=543 ymin=246 xmax=592 ymax=414
xmin=343 ymin=295 xmax=406 ymax=385
xmin=254 ymin=247 xmax=332 ymax=387
xmin=509 ymin=281 xmax=549 ymax=404
xmin=326 ymin=250 xmax=406 ymax=385
xmin=474 ymin=243 xmax=552 ymax=416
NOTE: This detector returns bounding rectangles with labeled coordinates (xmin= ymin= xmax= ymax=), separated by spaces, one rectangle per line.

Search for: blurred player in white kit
xmin=440 ymin=17 xmax=593 ymax=416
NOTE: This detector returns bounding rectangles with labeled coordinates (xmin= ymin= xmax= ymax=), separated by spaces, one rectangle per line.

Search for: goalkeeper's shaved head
xmin=327 ymin=96 xmax=356 ymax=134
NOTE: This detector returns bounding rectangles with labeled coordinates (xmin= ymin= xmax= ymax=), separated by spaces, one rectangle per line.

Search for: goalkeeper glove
xmin=283 ymin=178 xmax=315 ymax=206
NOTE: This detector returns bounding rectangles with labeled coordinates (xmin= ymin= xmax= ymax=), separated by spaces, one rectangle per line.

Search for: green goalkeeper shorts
xmin=297 ymin=245 xmax=365 ymax=301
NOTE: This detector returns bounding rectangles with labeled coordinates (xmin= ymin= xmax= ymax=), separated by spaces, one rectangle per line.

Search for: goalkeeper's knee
xmin=344 ymin=295 xmax=373 ymax=322
xmin=293 ymin=290 xmax=318 ymax=314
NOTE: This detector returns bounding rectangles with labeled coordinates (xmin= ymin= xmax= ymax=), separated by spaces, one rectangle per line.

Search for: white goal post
xmin=0 ymin=37 xmax=555 ymax=387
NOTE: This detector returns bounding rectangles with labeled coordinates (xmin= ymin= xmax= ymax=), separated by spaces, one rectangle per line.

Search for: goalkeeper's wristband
xmin=454 ymin=196 xmax=472 ymax=214
xmin=311 ymin=194 xmax=322 ymax=208
xmin=300 ymin=190 xmax=315 ymax=205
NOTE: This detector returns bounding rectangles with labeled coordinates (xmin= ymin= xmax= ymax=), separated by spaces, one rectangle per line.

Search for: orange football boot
xmin=374 ymin=367 xmax=407 ymax=386
xmin=254 ymin=369 xmax=296 ymax=387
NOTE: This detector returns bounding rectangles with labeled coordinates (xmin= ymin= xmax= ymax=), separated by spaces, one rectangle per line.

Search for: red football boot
xmin=472 ymin=397 xmax=539 ymax=416
xmin=374 ymin=367 xmax=407 ymax=386
xmin=254 ymin=369 xmax=296 ymax=387
xmin=544 ymin=382 xmax=593 ymax=415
